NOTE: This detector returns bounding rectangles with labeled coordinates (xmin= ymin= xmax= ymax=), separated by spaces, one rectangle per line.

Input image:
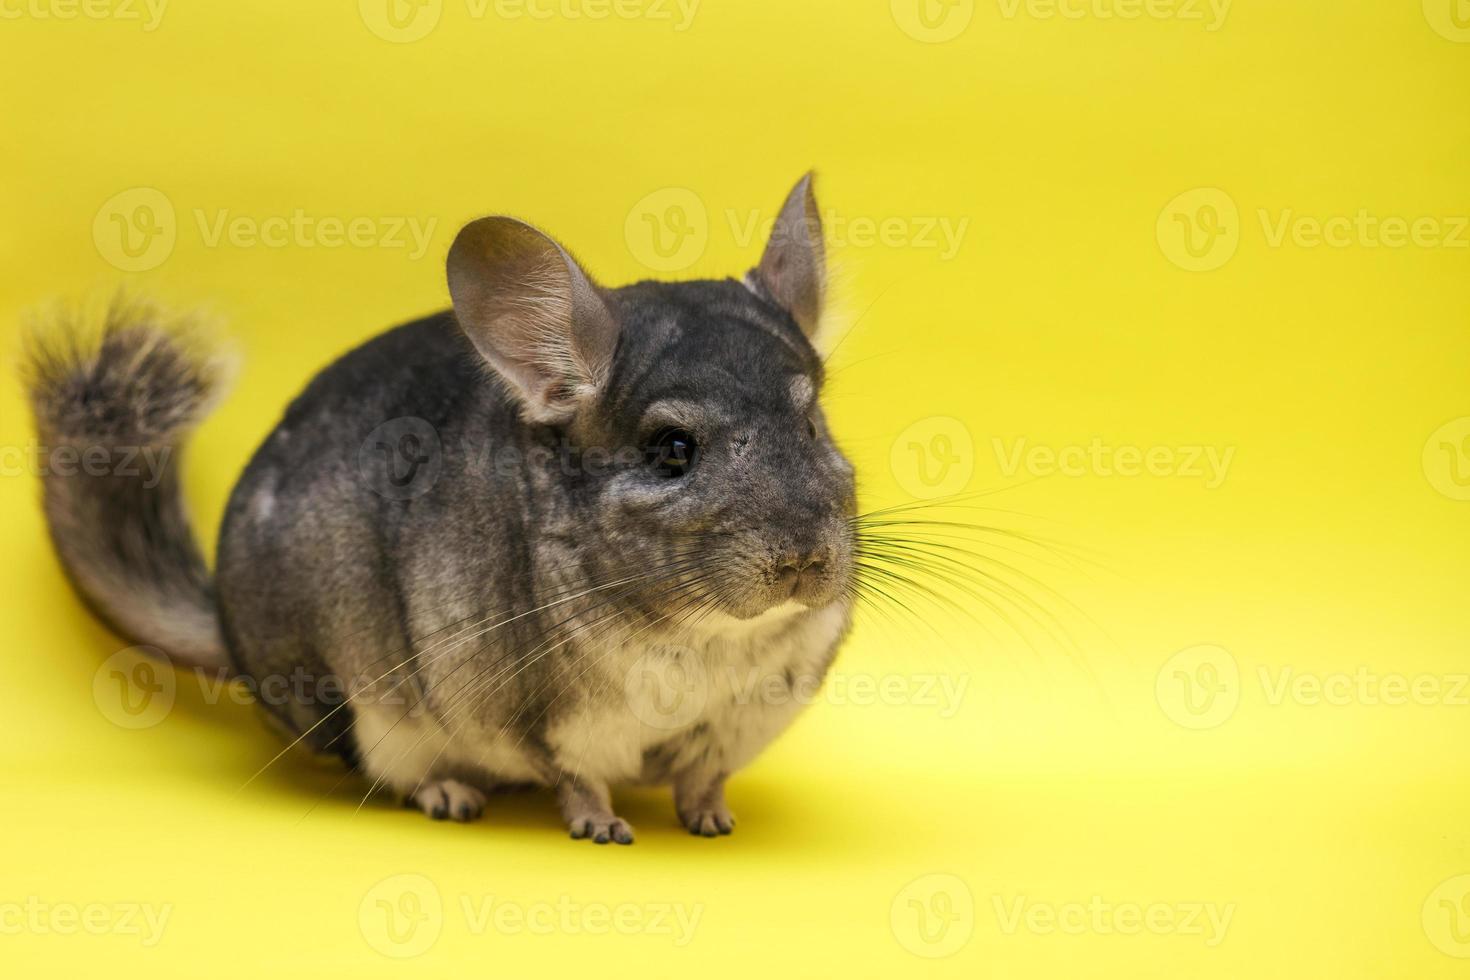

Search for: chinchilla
xmin=26 ymin=175 xmax=858 ymax=843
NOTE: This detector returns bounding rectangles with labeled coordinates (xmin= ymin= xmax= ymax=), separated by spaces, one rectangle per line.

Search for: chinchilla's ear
xmin=749 ymin=172 xmax=826 ymax=338
xmin=447 ymin=217 xmax=619 ymax=423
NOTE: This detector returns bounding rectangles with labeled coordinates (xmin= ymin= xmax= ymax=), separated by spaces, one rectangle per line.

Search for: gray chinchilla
xmin=26 ymin=174 xmax=857 ymax=844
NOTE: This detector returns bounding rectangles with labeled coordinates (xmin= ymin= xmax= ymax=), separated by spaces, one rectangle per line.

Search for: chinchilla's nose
xmin=775 ymin=546 xmax=830 ymax=594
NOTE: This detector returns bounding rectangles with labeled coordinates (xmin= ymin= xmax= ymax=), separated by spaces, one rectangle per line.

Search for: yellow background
xmin=2 ymin=0 xmax=1468 ymax=976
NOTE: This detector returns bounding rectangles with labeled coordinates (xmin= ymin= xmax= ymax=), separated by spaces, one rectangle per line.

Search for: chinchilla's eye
xmin=806 ymin=416 xmax=819 ymax=440
xmin=648 ymin=428 xmax=699 ymax=478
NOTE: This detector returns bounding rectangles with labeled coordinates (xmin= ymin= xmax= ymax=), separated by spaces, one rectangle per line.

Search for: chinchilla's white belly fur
xmin=351 ymin=600 xmax=850 ymax=795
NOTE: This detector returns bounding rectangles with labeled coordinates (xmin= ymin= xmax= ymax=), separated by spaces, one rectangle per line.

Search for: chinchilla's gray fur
xmin=27 ymin=175 xmax=856 ymax=843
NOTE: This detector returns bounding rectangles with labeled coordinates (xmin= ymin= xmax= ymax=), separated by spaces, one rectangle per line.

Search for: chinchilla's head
xmin=447 ymin=174 xmax=856 ymax=619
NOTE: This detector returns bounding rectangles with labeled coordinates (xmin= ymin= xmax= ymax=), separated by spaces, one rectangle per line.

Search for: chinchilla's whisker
xmin=359 ymin=568 xmax=724 ymax=810
xmin=853 ymin=525 xmax=1097 ymax=580
xmin=350 ymin=564 xmax=717 ymax=781
xmin=850 ymin=484 xmax=1046 ymax=521
xmin=851 ymin=560 xmax=984 ymax=646
xmin=853 ymin=500 xmax=1094 ymax=640
xmin=855 ymin=539 xmax=1077 ymax=652
xmin=449 ymin=573 xmax=720 ymax=735
xmin=552 ymin=570 xmax=742 ymax=787
xmin=842 ymin=578 xmax=906 ymax=635
xmin=243 ymin=553 xmax=717 ymax=795
xmin=214 ymin=559 xmax=689 ymax=716
xmin=819 ymin=274 xmax=902 ymax=368
xmin=463 ymin=563 xmax=737 ymax=782
xmin=403 ymin=555 xmax=712 ymax=672
xmin=850 ymin=523 xmax=1112 ymax=690
xmin=856 ymin=538 xmax=1058 ymax=636
xmin=383 ymin=590 xmax=713 ymax=812
xmin=843 ymin=575 xmax=910 ymax=634
xmin=851 ymin=504 xmax=1112 ymax=625
xmin=265 ymin=557 xmax=707 ymax=750
xmin=502 ymin=583 xmax=724 ymax=786
xmin=352 ymin=549 xmax=714 ymax=673
xmin=852 ymin=516 xmax=1100 ymax=568
xmin=437 ymin=569 xmax=726 ymax=743
xmin=848 ymin=562 xmax=936 ymax=628
xmin=432 ymin=563 xmax=727 ymax=721
xmin=323 ymin=560 xmax=713 ymax=775
xmin=351 ymin=577 xmax=700 ymax=813
xmin=855 ymin=529 xmax=1111 ymax=650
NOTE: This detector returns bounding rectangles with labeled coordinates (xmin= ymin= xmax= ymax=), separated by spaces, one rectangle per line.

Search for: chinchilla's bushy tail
xmin=23 ymin=301 xmax=234 ymax=672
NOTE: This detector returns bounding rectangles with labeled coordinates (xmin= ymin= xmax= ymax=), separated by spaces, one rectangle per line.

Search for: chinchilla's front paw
xmin=557 ymin=778 xmax=635 ymax=844
xmin=408 ymin=779 xmax=487 ymax=822
xmin=679 ymin=802 xmax=736 ymax=837
xmin=675 ymin=775 xmax=735 ymax=837
xmin=568 ymin=814 xmax=635 ymax=845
